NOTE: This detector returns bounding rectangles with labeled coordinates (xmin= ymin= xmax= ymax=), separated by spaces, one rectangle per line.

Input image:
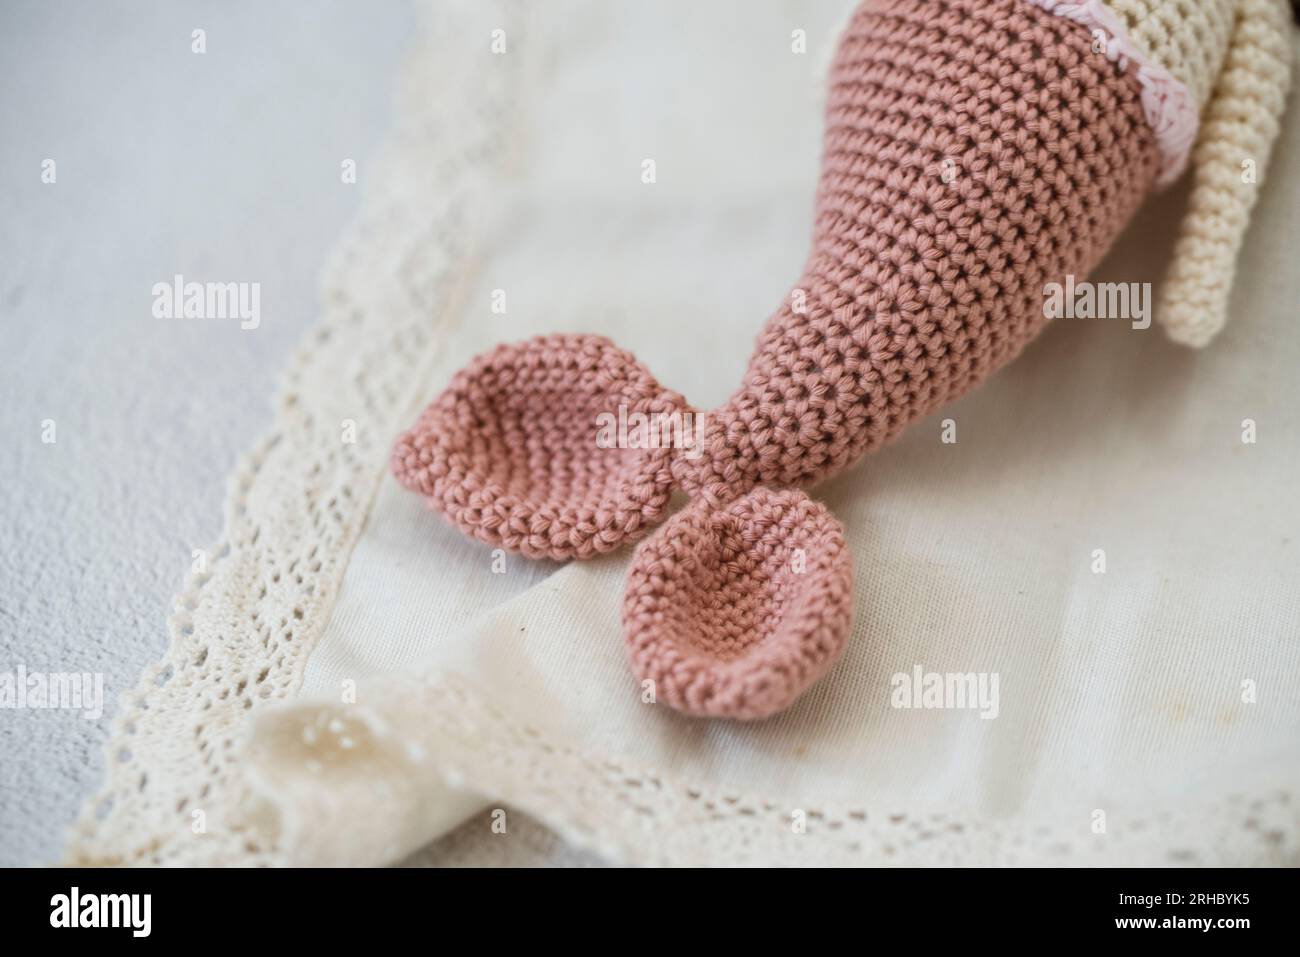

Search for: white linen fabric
xmin=70 ymin=0 xmax=1300 ymax=866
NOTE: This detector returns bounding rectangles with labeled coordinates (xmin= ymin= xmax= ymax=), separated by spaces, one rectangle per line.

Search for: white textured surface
xmin=0 ymin=0 xmax=411 ymax=867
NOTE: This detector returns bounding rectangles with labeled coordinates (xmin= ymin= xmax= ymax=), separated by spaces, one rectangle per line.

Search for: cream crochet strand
xmin=1159 ymin=0 xmax=1294 ymax=346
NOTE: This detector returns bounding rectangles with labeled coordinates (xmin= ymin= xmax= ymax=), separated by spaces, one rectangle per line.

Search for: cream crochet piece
xmin=1106 ymin=0 xmax=1294 ymax=345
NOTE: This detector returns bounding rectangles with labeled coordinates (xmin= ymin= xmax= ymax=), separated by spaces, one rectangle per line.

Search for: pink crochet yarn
xmin=624 ymin=488 xmax=853 ymax=720
xmin=392 ymin=335 xmax=684 ymax=560
xmin=674 ymin=0 xmax=1160 ymax=501
xmin=394 ymin=0 xmax=1163 ymax=720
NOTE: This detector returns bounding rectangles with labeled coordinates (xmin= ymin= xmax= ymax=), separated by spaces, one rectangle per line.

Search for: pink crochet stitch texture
xmin=393 ymin=0 xmax=1162 ymax=720
xmin=624 ymin=488 xmax=853 ymax=720
xmin=392 ymin=335 xmax=683 ymax=560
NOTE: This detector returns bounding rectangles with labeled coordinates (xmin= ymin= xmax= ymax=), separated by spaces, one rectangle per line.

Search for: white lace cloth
xmin=68 ymin=0 xmax=1300 ymax=867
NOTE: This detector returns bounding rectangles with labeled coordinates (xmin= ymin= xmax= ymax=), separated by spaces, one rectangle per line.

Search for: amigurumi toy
xmin=393 ymin=0 xmax=1294 ymax=719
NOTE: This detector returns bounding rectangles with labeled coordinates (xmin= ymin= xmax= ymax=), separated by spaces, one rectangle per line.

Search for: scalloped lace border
xmin=243 ymin=670 xmax=1300 ymax=867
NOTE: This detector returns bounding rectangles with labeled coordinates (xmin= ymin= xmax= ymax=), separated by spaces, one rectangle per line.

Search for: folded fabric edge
xmin=240 ymin=669 xmax=1300 ymax=867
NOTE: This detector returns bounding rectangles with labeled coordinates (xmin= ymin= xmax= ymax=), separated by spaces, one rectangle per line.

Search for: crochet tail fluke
xmin=392 ymin=0 xmax=1290 ymax=720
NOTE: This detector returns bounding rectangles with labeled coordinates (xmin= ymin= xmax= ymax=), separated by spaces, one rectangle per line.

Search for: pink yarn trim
xmin=1021 ymin=0 xmax=1198 ymax=186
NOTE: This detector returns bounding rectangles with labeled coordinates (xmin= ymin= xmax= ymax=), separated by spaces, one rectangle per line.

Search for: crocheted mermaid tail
xmin=627 ymin=0 xmax=1162 ymax=718
xmin=393 ymin=0 xmax=1287 ymax=720
xmin=672 ymin=0 xmax=1162 ymax=500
